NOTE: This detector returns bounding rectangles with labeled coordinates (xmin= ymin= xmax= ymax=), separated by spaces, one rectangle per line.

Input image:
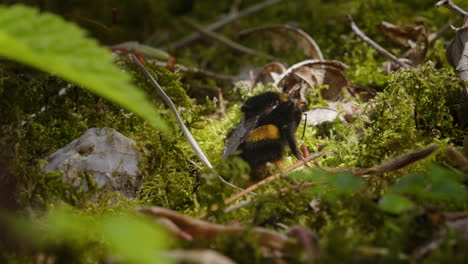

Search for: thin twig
xmin=169 ymin=0 xmax=282 ymax=49
xmin=223 ymin=151 xmax=330 ymax=205
xmin=131 ymin=54 xmax=213 ymax=168
xmin=152 ymin=61 xmax=235 ymax=81
xmin=436 ymin=0 xmax=468 ymax=18
xmin=320 ymin=145 xmax=439 ymax=176
xmin=218 ymin=88 xmax=227 ymax=116
xmin=111 ymin=41 xmax=171 ymax=60
xmin=181 ymin=17 xmax=277 ymax=60
xmin=446 ymin=146 xmax=468 ymax=172
xmin=223 ymin=182 xmax=314 ymax=214
xmin=224 ymin=200 xmax=252 ymax=213
xmin=130 ymin=54 xmax=243 ymax=191
xmin=428 ymin=21 xmax=454 ymax=43
xmin=348 ymin=15 xmax=411 ymax=69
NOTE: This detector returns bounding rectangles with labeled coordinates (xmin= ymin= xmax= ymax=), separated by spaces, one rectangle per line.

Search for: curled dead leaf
xmin=253 ymin=62 xmax=286 ymax=86
xmin=138 ymin=206 xmax=319 ymax=262
xmin=275 ymin=60 xmax=350 ymax=104
xmin=239 ymin=24 xmax=324 ymax=60
xmin=138 ymin=206 xmax=289 ymax=249
xmin=286 ymin=226 xmax=319 ymax=263
xmin=378 ymin=21 xmax=428 ymax=66
xmin=446 ymin=26 xmax=468 ymax=80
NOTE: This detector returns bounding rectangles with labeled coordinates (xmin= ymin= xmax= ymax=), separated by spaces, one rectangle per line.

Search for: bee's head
xmin=241 ymin=92 xmax=284 ymax=116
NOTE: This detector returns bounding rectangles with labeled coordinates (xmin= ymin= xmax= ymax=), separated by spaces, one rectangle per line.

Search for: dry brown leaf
xmin=239 ymin=24 xmax=324 ymax=60
xmin=138 ymin=206 xmax=321 ymax=262
xmin=139 ymin=206 xmax=290 ymax=250
xmin=253 ymin=62 xmax=286 ymax=86
xmin=286 ymin=226 xmax=319 ymax=263
xmin=275 ymin=61 xmax=349 ymax=103
xmin=447 ymin=26 xmax=468 ymax=80
xmin=378 ymin=21 xmax=429 ymax=66
xmin=272 ymin=59 xmax=373 ymax=122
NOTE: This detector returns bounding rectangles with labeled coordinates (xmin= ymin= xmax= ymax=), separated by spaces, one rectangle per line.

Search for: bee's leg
xmin=273 ymin=159 xmax=286 ymax=174
xmin=300 ymin=144 xmax=310 ymax=158
xmin=283 ymin=126 xmax=312 ymax=168
xmin=299 ymin=144 xmax=313 ymax=168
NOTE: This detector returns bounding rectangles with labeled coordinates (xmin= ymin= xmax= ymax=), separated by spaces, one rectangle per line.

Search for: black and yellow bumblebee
xmin=223 ymin=92 xmax=303 ymax=178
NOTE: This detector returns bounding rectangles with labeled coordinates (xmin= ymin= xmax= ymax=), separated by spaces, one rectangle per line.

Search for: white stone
xmin=44 ymin=128 xmax=142 ymax=197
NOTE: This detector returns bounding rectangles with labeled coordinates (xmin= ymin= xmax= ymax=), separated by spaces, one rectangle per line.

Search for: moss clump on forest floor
xmin=2 ymin=55 xmax=468 ymax=263
xmin=0 ymin=60 xmax=212 ymax=213
xmin=198 ymin=62 xmax=468 ymax=262
xmin=2 ymin=0 xmax=468 ymax=262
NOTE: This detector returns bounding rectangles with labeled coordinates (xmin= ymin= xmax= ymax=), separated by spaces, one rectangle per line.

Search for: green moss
xmin=3 ymin=0 xmax=468 ymax=263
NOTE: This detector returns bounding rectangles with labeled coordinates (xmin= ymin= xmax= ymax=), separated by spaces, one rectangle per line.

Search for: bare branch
xmin=321 ymin=145 xmax=439 ymax=176
xmin=130 ymin=54 xmax=243 ymax=192
xmin=151 ymin=60 xmax=235 ymax=81
xmin=353 ymin=145 xmax=438 ymax=175
xmin=428 ymin=21 xmax=454 ymax=43
xmin=223 ymin=182 xmax=314 ymax=214
xmin=348 ymin=15 xmax=411 ymax=69
xmin=436 ymin=0 xmax=468 ymax=19
xmin=223 ymin=151 xmax=330 ymax=205
xmin=181 ymin=17 xmax=277 ymax=60
xmin=446 ymin=146 xmax=468 ymax=172
xmin=169 ymin=0 xmax=282 ymax=49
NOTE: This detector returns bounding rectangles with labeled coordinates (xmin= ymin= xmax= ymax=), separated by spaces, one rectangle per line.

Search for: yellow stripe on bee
xmin=279 ymin=94 xmax=289 ymax=102
xmin=245 ymin=124 xmax=280 ymax=142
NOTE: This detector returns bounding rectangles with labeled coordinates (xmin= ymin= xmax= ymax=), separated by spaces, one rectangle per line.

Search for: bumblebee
xmin=223 ymin=92 xmax=303 ymax=178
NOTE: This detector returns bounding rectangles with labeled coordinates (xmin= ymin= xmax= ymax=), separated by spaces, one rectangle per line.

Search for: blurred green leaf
xmin=43 ymin=207 xmax=95 ymax=243
xmin=378 ymin=193 xmax=415 ymax=214
xmin=8 ymin=206 xmax=172 ymax=264
xmin=391 ymin=172 xmax=428 ymax=194
xmin=428 ymin=164 xmax=464 ymax=182
xmin=390 ymin=164 xmax=468 ymax=201
xmin=100 ymin=214 xmax=172 ymax=264
xmin=0 ymin=4 xmax=169 ymax=132
xmin=328 ymin=172 xmax=364 ymax=193
xmin=428 ymin=178 xmax=468 ymax=201
xmin=290 ymin=169 xmax=363 ymax=199
xmin=289 ymin=168 xmax=328 ymax=182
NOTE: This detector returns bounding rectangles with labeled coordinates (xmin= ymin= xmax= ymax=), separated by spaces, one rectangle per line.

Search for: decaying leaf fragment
xmin=253 ymin=62 xmax=286 ymax=86
xmin=275 ymin=60 xmax=349 ymax=105
xmin=379 ymin=21 xmax=429 ymax=66
xmin=239 ymin=24 xmax=324 ymax=60
xmin=266 ymin=59 xmax=374 ymax=122
xmin=446 ymin=25 xmax=468 ymax=80
xmin=138 ymin=206 xmax=319 ymax=262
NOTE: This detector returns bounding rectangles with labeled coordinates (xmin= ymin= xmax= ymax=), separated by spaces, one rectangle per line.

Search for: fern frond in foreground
xmin=0 ymin=4 xmax=169 ymax=132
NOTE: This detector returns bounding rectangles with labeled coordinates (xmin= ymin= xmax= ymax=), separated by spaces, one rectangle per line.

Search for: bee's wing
xmin=222 ymin=115 xmax=258 ymax=158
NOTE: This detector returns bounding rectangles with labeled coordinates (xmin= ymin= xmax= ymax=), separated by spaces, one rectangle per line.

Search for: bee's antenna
xmin=301 ymin=113 xmax=308 ymax=140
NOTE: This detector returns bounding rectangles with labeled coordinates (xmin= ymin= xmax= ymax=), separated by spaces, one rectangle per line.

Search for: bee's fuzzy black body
xmin=224 ymin=92 xmax=303 ymax=173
